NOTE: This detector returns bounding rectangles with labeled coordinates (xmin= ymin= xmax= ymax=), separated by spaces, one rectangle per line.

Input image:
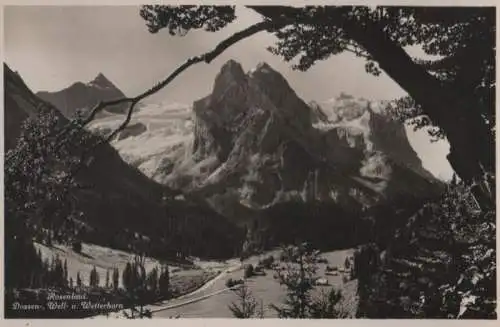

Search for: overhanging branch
xmin=59 ymin=19 xmax=286 ymax=143
xmin=62 ymin=18 xmax=289 ymax=177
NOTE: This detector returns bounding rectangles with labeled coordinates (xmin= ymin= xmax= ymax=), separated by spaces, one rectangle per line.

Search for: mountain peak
xmin=249 ymin=61 xmax=288 ymax=83
xmin=248 ymin=62 xmax=278 ymax=77
xmin=255 ymin=61 xmax=273 ymax=72
xmin=89 ymin=72 xmax=115 ymax=89
xmin=220 ymin=59 xmax=244 ymax=73
xmin=212 ymin=60 xmax=246 ymax=95
xmin=37 ymin=71 xmax=127 ymax=118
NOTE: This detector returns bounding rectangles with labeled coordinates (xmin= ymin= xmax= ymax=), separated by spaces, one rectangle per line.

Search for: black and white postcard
xmin=1 ymin=1 xmax=497 ymax=321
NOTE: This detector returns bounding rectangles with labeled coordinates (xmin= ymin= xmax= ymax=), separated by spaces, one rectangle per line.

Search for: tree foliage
xmin=89 ymin=266 xmax=100 ymax=288
xmin=76 ymin=271 xmax=82 ymax=287
xmin=270 ymin=243 xmax=346 ymax=318
xmin=356 ymin=180 xmax=496 ymax=318
xmin=4 ymin=106 xmax=94 ymax=291
xmin=112 ymin=267 xmax=120 ymax=291
xmin=121 ymin=255 xmax=153 ymax=319
xmin=140 ymin=5 xmax=237 ymax=34
xmin=4 ymin=238 xmax=70 ymax=290
xmin=159 ymin=264 xmax=170 ymax=298
xmin=309 ymin=288 xmax=348 ymax=319
xmin=105 ymin=269 xmax=110 ymax=289
xmin=117 ymin=258 xmax=170 ymax=318
xmin=5 ymin=105 xmax=93 ymax=246
xmin=228 ymin=283 xmax=262 ymax=318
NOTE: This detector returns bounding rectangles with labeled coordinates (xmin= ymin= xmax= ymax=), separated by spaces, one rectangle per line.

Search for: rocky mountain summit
xmin=36 ymin=72 xmax=129 ymax=118
xmin=184 ymin=60 xmax=441 ymax=215
xmin=91 ymin=60 xmax=442 ymax=221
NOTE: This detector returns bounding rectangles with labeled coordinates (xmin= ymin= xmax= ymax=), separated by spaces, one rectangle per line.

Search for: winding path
xmin=151 ymin=263 xmax=243 ymax=313
xmin=91 ymin=261 xmax=243 ymax=319
xmin=94 ymin=249 xmax=357 ymax=318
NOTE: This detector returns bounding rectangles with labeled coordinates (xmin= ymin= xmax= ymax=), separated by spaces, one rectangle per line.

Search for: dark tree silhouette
xmin=76 ymin=271 xmax=82 ymax=287
xmin=112 ymin=267 xmax=120 ymax=290
xmin=228 ymin=283 xmax=261 ymax=318
xmin=89 ymin=266 xmax=100 ymax=288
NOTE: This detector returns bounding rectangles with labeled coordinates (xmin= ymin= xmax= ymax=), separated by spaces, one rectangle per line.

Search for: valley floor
xmin=96 ymin=248 xmax=358 ymax=319
xmin=34 ymin=242 xmax=358 ymax=318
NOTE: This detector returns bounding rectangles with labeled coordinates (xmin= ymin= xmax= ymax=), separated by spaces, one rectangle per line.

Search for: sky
xmin=3 ymin=5 xmax=454 ymax=181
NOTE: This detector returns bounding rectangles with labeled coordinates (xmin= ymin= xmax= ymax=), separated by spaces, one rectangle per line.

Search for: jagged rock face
xmin=179 ymin=60 xmax=442 ymax=216
xmin=308 ymin=101 xmax=330 ymax=124
xmin=82 ymin=60 xmax=443 ymax=221
xmin=316 ymin=96 xmax=437 ymax=181
xmin=186 ymin=61 xmax=321 ymax=212
xmin=36 ymin=73 xmax=128 ymax=118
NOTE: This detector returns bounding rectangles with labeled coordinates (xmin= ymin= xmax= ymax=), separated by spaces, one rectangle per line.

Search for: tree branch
xmin=103 ymin=100 xmax=140 ymax=144
xmin=60 ymin=19 xmax=286 ymax=143
xmin=61 ymin=18 xmax=289 ymax=178
xmin=343 ymin=45 xmax=370 ymax=59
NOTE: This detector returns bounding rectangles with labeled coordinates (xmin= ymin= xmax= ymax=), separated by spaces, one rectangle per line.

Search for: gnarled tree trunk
xmin=250 ymin=5 xmax=495 ymax=209
xmin=343 ymin=20 xmax=495 ymax=209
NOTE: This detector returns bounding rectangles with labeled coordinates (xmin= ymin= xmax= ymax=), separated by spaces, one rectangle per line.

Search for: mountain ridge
xmin=82 ymin=59 xmax=443 ymax=222
xmin=36 ymin=72 xmax=129 ymax=118
xmin=4 ymin=62 xmax=244 ymax=259
xmin=162 ymin=60 xmax=443 ymax=218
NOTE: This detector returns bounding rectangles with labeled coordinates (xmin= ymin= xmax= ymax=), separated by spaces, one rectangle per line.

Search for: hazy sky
xmin=3 ymin=5 xmax=454 ymax=180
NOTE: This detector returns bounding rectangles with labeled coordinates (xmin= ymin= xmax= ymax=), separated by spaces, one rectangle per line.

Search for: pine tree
xmin=63 ymin=259 xmax=69 ymax=286
xmin=54 ymin=255 xmax=64 ymax=287
xmin=49 ymin=255 xmax=56 ymax=285
xmin=344 ymin=257 xmax=351 ymax=270
xmin=122 ymin=256 xmax=152 ymax=319
xmin=113 ymin=267 xmax=120 ymax=290
xmin=228 ymin=283 xmax=259 ymax=318
xmin=147 ymin=267 xmax=159 ymax=294
xmin=130 ymin=261 xmax=139 ymax=291
xmin=76 ymin=271 xmax=82 ymax=287
xmin=33 ymin=248 xmax=44 ymax=288
xmin=159 ymin=265 xmax=170 ymax=298
xmin=46 ymin=230 xmax=53 ymax=247
xmin=123 ymin=262 xmax=132 ymax=291
xmin=90 ymin=267 xmax=95 ymax=288
xmin=42 ymin=258 xmax=50 ymax=287
xmin=89 ymin=266 xmax=100 ymax=288
xmin=309 ymin=288 xmax=346 ymax=318
xmin=269 ymin=243 xmax=320 ymax=318
xmin=69 ymin=277 xmax=74 ymax=288
xmin=96 ymin=267 xmax=100 ymax=287
xmin=105 ymin=269 xmax=110 ymax=289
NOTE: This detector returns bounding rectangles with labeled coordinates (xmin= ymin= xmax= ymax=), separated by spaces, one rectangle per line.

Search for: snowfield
xmin=87 ymin=102 xmax=194 ymax=180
